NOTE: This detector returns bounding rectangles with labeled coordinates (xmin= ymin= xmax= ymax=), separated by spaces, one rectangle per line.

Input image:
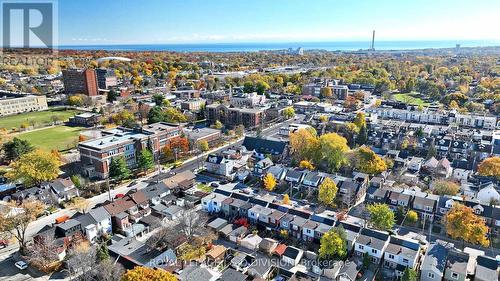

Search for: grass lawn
xmin=16 ymin=125 xmax=83 ymax=151
xmin=392 ymin=93 xmax=431 ymax=106
xmin=0 ymin=108 xmax=81 ymax=130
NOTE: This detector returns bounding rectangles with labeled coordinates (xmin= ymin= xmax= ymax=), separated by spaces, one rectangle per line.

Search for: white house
xmin=354 ymin=228 xmax=390 ymax=264
xmin=383 ymin=236 xmax=422 ymax=277
xmin=202 ymin=193 xmax=228 ymax=213
xmin=88 ymin=207 xmax=112 ymax=235
xmin=476 ymin=183 xmax=500 ymax=204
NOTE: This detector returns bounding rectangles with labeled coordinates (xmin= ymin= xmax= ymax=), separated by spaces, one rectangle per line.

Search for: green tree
xmin=402 ymin=268 xmax=417 ymax=281
xmin=2 ymin=137 xmax=34 ymax=162
xmin=432 ymin=180 xmax=460 ymax=196
xmin=148 ymin=106 xmax=164 ymax=124
xmin=70 ymin=175 xmax=82 ymax=189
xmin=282 ymin=107 xmax=295 ymax=119
xmin=5 ymin=150 xmax=62 ymax=186
xmin=427 ymin=141 xmax=437 ymax=159
xmin=198 ymin=140 xmax=209 ymax=152
xmin=137 ymin=149 xmax=154 ymax=172
xmin=255 ymin=80 xmax=270 ymax=95
xmin=318 ymin=177 xmax=338 ymax=207
xmin=213 ymin=120 xmax=223 ymax=129
xmin=152 ymin=93 xmax=164 ymax=106
xmin=106 ymin=89 xmax=118 ymax=102
xmin=96 ymin=243 xmax=110 ymax=261
xmin=319 ymin=227 xmax=347 ymax=259
xmin=109 ymin=156 xmax=131 ymax=181
xmin=367 ymin=203 xmax=395 ymax=231
xmin=357 ymin=125 xmax=368 ymax=145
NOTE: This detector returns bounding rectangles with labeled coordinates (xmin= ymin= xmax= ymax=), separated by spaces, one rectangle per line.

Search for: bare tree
xmin=90 ymin=258 xmax=125 ymax=281
xmin=65 ymin=242 xmax=97 ymax=281
xmin=0 ymin=200 xmax=44 ymax=253
xmin=24 ymin=234 xmax=61 ymax=273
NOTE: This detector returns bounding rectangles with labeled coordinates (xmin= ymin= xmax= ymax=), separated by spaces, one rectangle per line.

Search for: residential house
xmin=259 ymin=238 xmax=278 ymax=255
xmin=44 ymin=178 xmax=79 ymax=203
xmin=336 ymin=261 xmax=359 ymax=281
xmin=282 ymin=246 xmax=303 ymax=266
xmin=302 ymin=220 xmax=319 ymax=242
xmin=290 ymin=216 xmax=307 ymax=240
xmin=474 ymin=255 xmax=499 ymax=281
xmin=412 ymin=193 xmax=438 ymax=222
xmin=205 ymin=245 xmax=226 ymax=266
xmin=88 ymin=206 xmax=112 ymax=235
xmin=354 ymin=228 xmax=390 ymax=264
xmin=267 ymin=165 xmax=287 ymax=181
xmin=285 ymin=169 xmax=305 ymax=185
xmin=254 ymin=158 xmax=273 ymax=175
xmin=444 ymin=250 xmax=469 ymax=281
xmin=420 ymin=241 xmax=454 ymax=281
xmin=302 ymin=172 xmax=322 ymax=188
xmin=383 ymin=236 xmax=422 ymax=277
xmin=201 ymin=193 xmax=227 ymax=213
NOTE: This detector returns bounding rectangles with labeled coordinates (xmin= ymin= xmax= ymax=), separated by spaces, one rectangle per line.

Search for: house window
xmin=371 ymin=249 xmax=377 ymax=254
xmin=371 ymin=257 xmax=377 ymax=263
xmin=428 ymin=272 xmax=435 ymax=279
xmin=403 ymin=258 xmax=409 ymax=264
xmin=358 ymin=245 xmax=364 ymax=250
xmin=451 ymin=272 xmax=458 ymax=279
xmin=388 ymin=254 xmax=395 ymax=259
xmin=307 ymin=229 xmax=311 ymax=234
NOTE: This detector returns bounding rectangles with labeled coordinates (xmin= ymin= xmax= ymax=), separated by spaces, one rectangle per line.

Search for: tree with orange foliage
xmin=282 ymin=194 xmax=291 ymax=205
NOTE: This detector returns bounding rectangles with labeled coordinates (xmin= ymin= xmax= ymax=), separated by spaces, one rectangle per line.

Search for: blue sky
xmin=58 ymin=0 xmax=500 ymax=45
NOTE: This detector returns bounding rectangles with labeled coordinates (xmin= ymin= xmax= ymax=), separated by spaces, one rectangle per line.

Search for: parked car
xmin=15 ymin=261 xmax=28 ymax=270
xmin=210 ymin=182 xmax=219 ymax=188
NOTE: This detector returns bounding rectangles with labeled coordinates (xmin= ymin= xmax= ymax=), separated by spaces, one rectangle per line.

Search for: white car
xmin=14 ymin=261 xmax=28 ymax=270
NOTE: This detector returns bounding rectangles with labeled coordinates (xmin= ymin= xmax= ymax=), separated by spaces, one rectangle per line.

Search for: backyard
xmin=0 ymin=108 xmax=81 ymax=130
xmin=16 ymin=125 xmax=84 ymax=152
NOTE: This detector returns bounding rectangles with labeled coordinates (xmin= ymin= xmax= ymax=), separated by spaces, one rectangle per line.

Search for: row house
xmin=383 ymin=236 xmax=422 ymax=277
xmin=354 ymin=228 xmax=390 ymax=264
xmin=201 ymin=193 xmax=228 ymax=213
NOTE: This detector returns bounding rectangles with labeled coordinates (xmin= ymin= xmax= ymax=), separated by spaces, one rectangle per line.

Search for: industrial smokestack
xmin=371 ymin=30 xmax=375 ymax=50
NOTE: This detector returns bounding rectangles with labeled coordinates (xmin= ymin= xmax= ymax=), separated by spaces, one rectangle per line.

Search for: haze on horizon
xmin=59 ymin=0 xmax=500 ymax=46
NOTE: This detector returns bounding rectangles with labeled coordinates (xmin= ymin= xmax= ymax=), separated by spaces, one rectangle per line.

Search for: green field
xmin=16 ymin=125 xmax=83 ymax=152
xmin=392 ymin=93 xmax=431 ymax=106
xmin=0 ymin=109 xmax=81 ymax=130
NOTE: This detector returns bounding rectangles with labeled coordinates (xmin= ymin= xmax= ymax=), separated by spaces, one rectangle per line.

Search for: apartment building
xmin=206 ymin=104 xmax=266 ymax=128
xmin=79 ymin=122 xmax=182 ymax=179
xmin=0 ymin=94 xmax=48 ymax=116
xmin=181 ymin=99 xmax=206 ymax=112
xmin=230 ymin=92 xmax=266 ymax=107
xmin=367 ymin=107 xmax=498 ymax=129
xmin=62 ymin=68 xmax=99 ymax=96
xmin=96 ymin=68 xmax=118 ymax=89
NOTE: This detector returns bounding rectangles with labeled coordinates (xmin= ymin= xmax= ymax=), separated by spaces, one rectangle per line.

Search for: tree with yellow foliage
xmin=318 ymin=177 xmax=338 ymax=208
xmin=351 ymin=146 xmax=387 ymax=175
xmin=477 ymin=157 xmax=500 ymax=179
xmin=6 ymin=150 xmax=62 ymax=186
xmin=444 ymin=203 xmax=489 ymax=247
xmin=299 ymin=160 xmax=315 ymax=171
xmin=289 ymin=128 xmax=320 ymax=162
xmin=121 ymin=266 xmax=177 ymax=281
xmin=263 ymin=173 xmax=277 ymax=191
xmin=319 ymin=133 xmax=350 ymax=172
xmin=282 ymin=194 xmax=291 ymax=205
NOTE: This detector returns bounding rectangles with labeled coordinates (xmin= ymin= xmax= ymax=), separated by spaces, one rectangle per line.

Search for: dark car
xmin=210 ymin=182 xmax=219 ymax=188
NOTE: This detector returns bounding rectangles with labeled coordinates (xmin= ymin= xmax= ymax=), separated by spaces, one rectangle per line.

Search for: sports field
xmin=392 ymin=93 xmax=431 ymax=106
xmin=0 ymin=109 xmax=80 ymax=130
xmin=16 ymin=125 xmax=83 ymax=151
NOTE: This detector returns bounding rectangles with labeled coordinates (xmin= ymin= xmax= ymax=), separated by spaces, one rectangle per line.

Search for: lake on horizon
xmin=57 ymin=40 xmax=499 ymax=53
